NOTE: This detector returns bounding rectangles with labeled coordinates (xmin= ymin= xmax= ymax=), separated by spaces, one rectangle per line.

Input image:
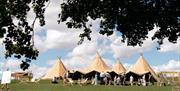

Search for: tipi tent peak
xmin=82 ymin=52 xmax=110 ymax=74
xmin=41 ymin=58 xmax=67 ymax=79
xmin=112 ymin=60 xmax=126 ymax=74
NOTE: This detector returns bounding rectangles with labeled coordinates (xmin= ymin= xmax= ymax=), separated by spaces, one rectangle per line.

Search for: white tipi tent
xmin=42 ymin=58 xmax=67 ymax=79
xmin=112 ymin=60 xmax=126 ymax=74
xmin=82 ymin=52 xmax=110 ymax=74
xmin=126 ymin=54 xmax=160 ymax=82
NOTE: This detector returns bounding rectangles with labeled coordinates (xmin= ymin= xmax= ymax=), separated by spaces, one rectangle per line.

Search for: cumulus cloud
xmin=63 ymin=56 xmax=91 ymax=70
xmin=27 ymin=0 xmax=82 ymax=52
xmin=26 ymin=0 xmax=63 ymax=31
xmin=158 ymin=38 xmax=180 ymax=53
xmin=111 ymin=27 xmax=158 ymax=59
xmin=153 ymin=60 xmax=180 ymax=72
xmin=62 ymin=42 xmax=97 ymax=69
xmin=69 ymin=42 xmax=97 ymax=57
xmin=34 ymin=29 xmax=80 ymax=52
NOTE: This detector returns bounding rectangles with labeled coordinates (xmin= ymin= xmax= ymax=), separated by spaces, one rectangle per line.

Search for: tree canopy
xmin=0 ymin=0 xmax=49 ymax=70
xmin=59 ymin=0 xmax=180 ymax=46
xmin=0 ymin=0 xmax=180 ymax=70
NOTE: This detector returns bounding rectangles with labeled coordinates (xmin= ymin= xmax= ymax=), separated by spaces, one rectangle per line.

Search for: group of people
xmin=91 ymin=72 xmax=112 ymax=85
xmin=137 ymin=74 xmax=154 ymax=86
xmin=52 ymin=71 xmax=155 ymax=87
xmin=136 ymin=75 xmax=147 ymax=86
xmin=91 ymin=72 xmax=154 ymax=86
xmin=113 ymin=74 xmax=128 ymax=85
xmin=91 ymin=72 xmax=127 ymax=86
xmin=99 ymin=72 xmax=111 ymax=85
xmin=51 ymin=71 xmax=71 ymax=85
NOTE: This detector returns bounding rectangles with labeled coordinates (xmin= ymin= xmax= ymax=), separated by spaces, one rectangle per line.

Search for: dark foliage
xmin=59 ymin=0 xmax=180 ymax=46
xmin=0 ymin=0 xmax=49 ymax=70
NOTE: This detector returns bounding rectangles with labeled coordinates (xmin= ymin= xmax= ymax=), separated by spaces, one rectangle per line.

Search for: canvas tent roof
xmin=81 ymin=53 xmax=110 ymax=74
xmin=126 ymin=54 xmax=160 ymax=82
xmin=112 ymin=60 xmax=126 ymax=74
xmin=42 ymin=58 xmax=67 ymax=79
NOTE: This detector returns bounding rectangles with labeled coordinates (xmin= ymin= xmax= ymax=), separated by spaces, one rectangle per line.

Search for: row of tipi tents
xmin=41 ymin=53 xmax=160 ymax=82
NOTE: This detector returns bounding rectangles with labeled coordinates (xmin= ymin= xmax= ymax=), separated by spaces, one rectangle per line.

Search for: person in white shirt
xmin=142 ymin=75 xmax=146 ymax=86
xmin=100 ymin=71 xmax=105 ymax=84
xmin=94 ymin=73 xmax=98 ymax=85
xmin=129 ymin=75 xmax=134 ymax=86
xmin=113 ymin=76 xmax=117 ymax=85
xmin=116 ymin=76 xmax=121 ymax=85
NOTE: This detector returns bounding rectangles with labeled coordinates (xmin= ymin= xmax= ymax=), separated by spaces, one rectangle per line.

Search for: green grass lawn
xmin=2 ymin=80 xmax=172 ymax=91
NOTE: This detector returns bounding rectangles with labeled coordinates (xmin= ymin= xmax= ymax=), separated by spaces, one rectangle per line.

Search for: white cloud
xmin=63 ymin=56 xmax=91 ymax=70
xmin=26 ymin=0 xmax=63 ymax=31
xmin=27 ymin=0 xmax=82 ymax=52
xmin=34 ymin=29 xmax=80 ymax=52
xmin=63 ymin=42 xmax=97 ymax=69
xmin=158 ymin=38 xmax=180 ymax=53
xmin=69 ymin=42 xmax=97 ymax=57
xmin=153 ymin=60 xmax=180 ymax=72
xmin=111 ymin=27 xmax=158 ymax=59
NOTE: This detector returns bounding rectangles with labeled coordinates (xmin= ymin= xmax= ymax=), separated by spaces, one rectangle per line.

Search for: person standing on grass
xmin=100 ymin=71 xmax=105 ymax=84
xmin=1 ymin=68 xmax=11 ymax=91
xmin=116 ymin=76 xmax=121 ymax=85
xmin=103 ymin=75 xmax=108 ymax=85
xmin=129 ymin=75 xmax=134 ymax=86
xmin=148 ymin=74 xmax=152 ymax=86
xmin=94 ymin=73 xmax=98 ymax=85
xmin=142 ymin=75 xmax=146 ymax=86
xmin=113 ymin=76 xmax=117 ymax=85
xmin=122 ymin=74 xmax=126 ymax=85
xmin=63 ymin=71 xmax=70 ymax=86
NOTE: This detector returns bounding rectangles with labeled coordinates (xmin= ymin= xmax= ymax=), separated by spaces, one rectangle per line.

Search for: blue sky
xmin=0 ymin=0 xmax=180 ymax=78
